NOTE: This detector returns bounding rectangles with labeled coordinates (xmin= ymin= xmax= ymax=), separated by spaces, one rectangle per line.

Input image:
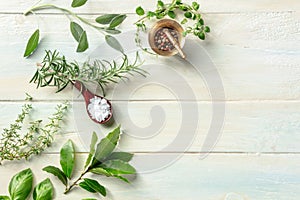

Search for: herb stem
xmin=64 ymin=168 xmax=89 ymax=194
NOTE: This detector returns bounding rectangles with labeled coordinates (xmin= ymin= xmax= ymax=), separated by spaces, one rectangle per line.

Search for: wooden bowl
xmin=148 ymin=19 xmax=185 ymax=57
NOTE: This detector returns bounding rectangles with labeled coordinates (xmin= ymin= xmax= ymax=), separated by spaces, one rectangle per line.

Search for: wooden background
xmin=0 ymin=0 xmax=300 ymax=199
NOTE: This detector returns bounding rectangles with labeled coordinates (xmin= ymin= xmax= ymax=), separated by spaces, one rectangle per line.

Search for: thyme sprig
xmin=0 ymin=102 xmax=69 ymax=164
xmin=30 ymin=50 xmax=147 ymax=96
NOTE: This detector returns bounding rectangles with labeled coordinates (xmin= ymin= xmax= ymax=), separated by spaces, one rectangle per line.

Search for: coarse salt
xmin=87 ymin=96 xmax=111 ymax=122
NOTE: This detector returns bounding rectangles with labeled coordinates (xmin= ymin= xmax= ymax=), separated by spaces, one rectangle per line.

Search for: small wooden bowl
xmin=148 ymin=19 xmax=185 ymax=57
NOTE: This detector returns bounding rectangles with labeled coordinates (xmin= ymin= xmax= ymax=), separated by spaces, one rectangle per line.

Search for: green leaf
xmin=0 ymin=196 xmax=10 ymax=200
xmin=33 ymin=178 xmax=53 ymax=200
xmin=101 ymin=160 xmax=136 ymax=175
xmin=106 ymin=152 xmax=133 ymax=162
xmin=192 ymin=1 xmax=200 ymax=10
xmin=70 ymin=22 xmax=84 ymax=42
xmin=136 ymin=6 xmax=145 ymax=16
xmin=83 ymin=178 xmax=106 ymax=196
xmin=60 ymin=139 xmax=75 ymax=178
xmin=82 ymin=198 xmax=97 ymax=200
xmin=109 ymin=14 xmax=126 ymax=29
xmin=24 ymin=29 xmax=39 ymax=57
xmin=199 ymin=18 xmax=204 ymax=25
xmin=42 ymin=166 xmax=68 ymax=186
xmin=79 ymin=182 xmax=96 ymax=193
xmin=181 ymin=18 xmax=188 ymax=24
xmin=204 ymin=26 xmax=210 ymax=33
xmin=92 ymin=126 xmax=121 ymax=165
xmin=95 ymin=14 xmax=119 ymax=24
xmin=9 ymin=168 xmax=33 ymax=200
xmin=113 ymin=175 xmax=129 ymax=183
xmin=104 ymin=29 xmax=121 ymax=34
xmin=157 ymin=0 xmax=164 ymax=8
xmin=184 ymin=12 xmax=192 ymax=18
xmin=198 ymin=32 xmax=205 ymax=40
xmin=84 ymin=132 xmax=98 ymax=169
xmin=167 ymin=11 xmax=176 ymax=19
xmin=105 ymin=35 xmax=124 ymax=53
xmin=89 ymin=167 xmax=112 ymax=176
xmin=71 ymin=0 xmax=88 ymax=8
xmin=76 ymin=31 xmax=89 ymax=52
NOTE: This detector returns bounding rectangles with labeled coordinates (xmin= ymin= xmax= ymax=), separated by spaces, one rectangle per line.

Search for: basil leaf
xmin=92 ymin=126 xmax=120 ymax=165
xmin=95 ymin=14 xmax=119 ymax=24
xmin=42 ymin=166 xmax=68 ymax=186
xmin=60 ymin=139 xmax=75 ymax=178
xmin=70 ymin=22 xmax=84 ymax=42
xmin=105 ymin=35 xmax=123 ymax=53
xmin=101 ymin=160 xmax=136 ymax=174
xmin=106 ymin=152 xmax=133 ymax=162
xmin=24 ymin=29 xmax=39 ymax=57
xmin=76 ymin=31 xmax=89 ymax=52
xmin=0 ymin=196 xmax=10 ymax=200
xmin=109 ymin=15 xmax=126 ymax=29
xmin=33 ymin=178 xmax=53 ymax=200
xmin=9 ymin=168 xmax=33 ymax=200
xmin=83 ymin=178 xmax=106 ymax=196
xmin=79 ymin=182 xmax=96 ymax=193
xmin=136 ymin=6 xmax=145 ymax=16
xmin=71 ymin=0 xmax=88 ymax=8
xmin=84 ymin=132 xmax=98 ymax=169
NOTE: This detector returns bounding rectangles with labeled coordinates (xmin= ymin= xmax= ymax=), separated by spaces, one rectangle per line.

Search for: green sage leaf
xmin=60 ymin=139 xmax=75 ymax=178
xmin=33 ymin=178 xmax=53 ymax=200
xmin=136 ymin=6 xmax=145 ymax=16
xmin=105 ymin=35 xmax=124 ymax=53
xmin=92 ymin=126 xmax=121 ymax=165
xmin=83 ymin=178 xmax=106 ymax=196
xmin=9 ymin=168 xmax=33 ymax=200
xmin=101 ymin=160 xmax=136 ymax=175
xmin=24 ymin=29 xmax=39 ymax=57
xmin=84 ymin=132 xmax=98 ymax=169
xmin=71 ymin=0 xmax=88 ymax=8
xmin=95 ymin=14 xmax=119 ymax=24
xmin=106 ymin=152 xmax=133 ymax=162
xmin=109 ymin=14 xmax=126 ymax=29
xmin=70 ymin=22 xmax=84 ymax=42
xmin=42 ymin=166 xmax=68 ymax=186
xmin=104 ymin=29 xmax=121 ymax=34
xmin=76 ymin=31 xmax=89 ymax=52
xmin=79 ymin=182 xmax=96 ymax=193
xmin=0 ymin=196 xmax=10 ymax=200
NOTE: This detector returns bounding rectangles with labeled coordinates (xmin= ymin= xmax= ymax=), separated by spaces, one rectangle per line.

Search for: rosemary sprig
xmin=0 ymin=102 xmax=69 ymax=164
xmin=30 ymin=50 xmax=147 ymax=96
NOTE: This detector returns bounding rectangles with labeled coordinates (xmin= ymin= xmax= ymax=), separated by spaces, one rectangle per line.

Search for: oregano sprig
xmin=43 ymin=126 xmax=136 ymax=197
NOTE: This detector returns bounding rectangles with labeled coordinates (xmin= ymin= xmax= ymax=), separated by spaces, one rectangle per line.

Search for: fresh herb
xmin=43 ymin=126 xmax=136 ymax=196
xmin=0 ymin=101 xmax=69 ymax=164
xmin=23 ymin=1 xmax=126 ymax=56
xmin=30 ymin=50 xmax=146 ymax=96
xmin=0 ymin=168 xmax=54 ymax=200
xmin=135 ymin=0 xmax=210 ymax=52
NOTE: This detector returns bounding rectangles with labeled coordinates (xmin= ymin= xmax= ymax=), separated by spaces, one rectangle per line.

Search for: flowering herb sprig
xmin=30 ymin=50 xmax=146 ymax=96
xmin=0 ymin=101 xmax=69 ymax=164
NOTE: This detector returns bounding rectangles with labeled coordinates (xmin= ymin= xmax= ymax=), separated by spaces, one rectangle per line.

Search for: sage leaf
xmin=79 ymin=182 xmax=96 ymax=193
xmin=24 ymin=29 xmax=39 ymax=57
xmin=106 ymin=152 xmax=133 ymax=162
xmin=8 ymin=168 xmax=33 ymax=200
xmin=105 ymin=35 xmax=123 ymax=53
xmin=42 ymin=166 xmax=68 ymax=186
xmin=60 ymin=139 xmax=75 ymax=178
xmin=136 ymin=6 xmax=145 ymax=16
xmin=76 ymin=31 xmax=89 ymax=52
xmin=84 ymin=132 xmax=98 ymax=169
xmin=70 ymin=22 xmax=84 ymax=42
xmin=83 ymin=178 xmax=106 ymax=196
xmin=33 ymin=178 xmax=53 ymax=200
xmin=82 ymin=199 xmax=97 ymax=200
xmin=71 ymin=0 xmax=88 ymax=8
xmin=0 ymin=196 xmax=10 ymax=200
xmin=101 ymin=160 xmax=136 ymax=174
xmin=92 ymin=126 xmax=120 ymax=165
xmin=109 ymin=14 xmax=126 ymax=29
xmin=104 ymin=29 xmax=121 ymax=35
xmin=95 ymin=14 xmax=119 ymax=24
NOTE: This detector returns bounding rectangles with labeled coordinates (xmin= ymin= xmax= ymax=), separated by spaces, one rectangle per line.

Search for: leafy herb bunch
xmin=44 ymin=126 xmax=136 ymax=197
xmin=135 ymin=0 xmax=210 ymax=40
xmin=0 ymin=101 xmax=69 ymax=165
xmin=30 ymin=50 xmax=146 ymax=96
xmin=24 ymin=0 xmax=127 ymax=57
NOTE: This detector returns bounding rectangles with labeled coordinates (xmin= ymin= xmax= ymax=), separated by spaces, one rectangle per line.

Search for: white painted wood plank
xmin=1 ymin=0 xmax=300 ymax=14
xmin=1 ymin=101 xmax=300 ymax=153
xmin=0 ymin=153 xmax=299 ymax=199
